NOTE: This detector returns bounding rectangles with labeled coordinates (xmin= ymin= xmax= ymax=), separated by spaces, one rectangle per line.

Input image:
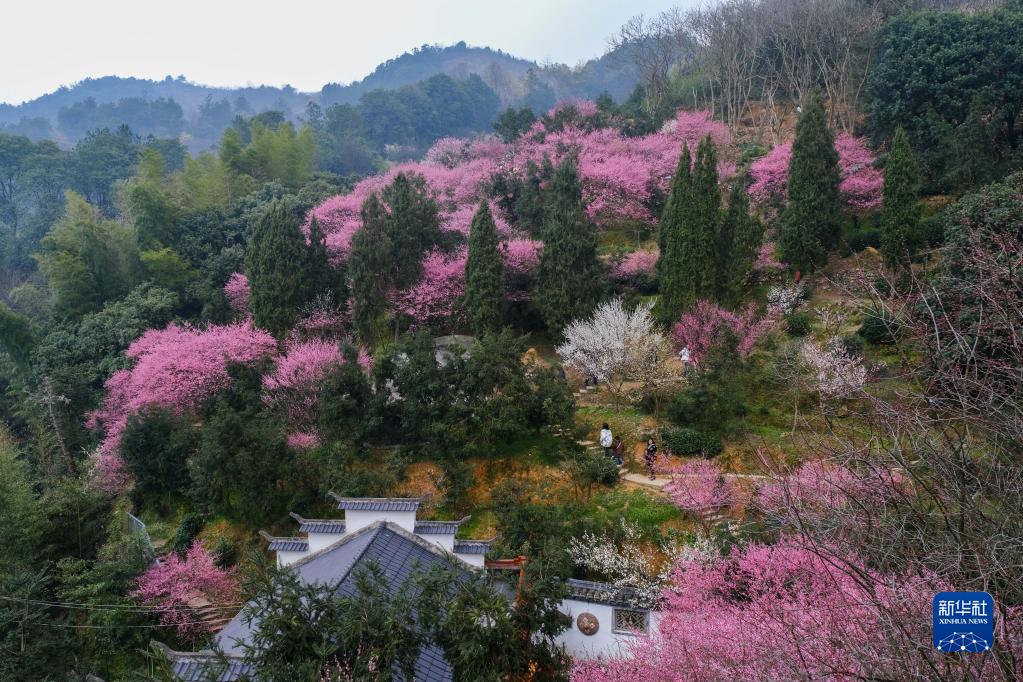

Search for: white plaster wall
xmin=307 ymin=532 xmax=343 ymax=553
xmin=455 ymin=553 xmax=485 ymax=568
xmin=345 ymin=510 xmax=417 ymax=533
xmin=276 ymin=549 xmax=308 ymax=567
xmin=418 ymin=532 xmax=455 ymax=552
xmin=556 ymin=598 xmax=659 ymax=660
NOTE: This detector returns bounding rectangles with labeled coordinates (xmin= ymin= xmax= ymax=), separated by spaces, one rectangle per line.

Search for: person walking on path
xmin=644 ymin=438 xmax=658 ymax=480
xmin=612 ymin=437 xmax=625 ymax=467
xmin=599 ymin=423 xmax=613 ymax=459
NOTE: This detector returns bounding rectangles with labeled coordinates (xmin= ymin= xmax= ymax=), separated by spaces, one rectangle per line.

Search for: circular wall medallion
xmin=577 ymin=612 xmax=599 ymax=636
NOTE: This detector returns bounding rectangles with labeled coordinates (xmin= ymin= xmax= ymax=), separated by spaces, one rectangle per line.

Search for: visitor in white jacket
xmin=599 ymin=423 xmax=613 ymax=459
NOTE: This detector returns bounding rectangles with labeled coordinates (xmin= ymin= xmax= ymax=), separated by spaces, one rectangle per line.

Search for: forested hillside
xmin=1 ymin=0 xmax=1022 ymax=680
xmin=0 ymin=42 xmax=640 ymax=153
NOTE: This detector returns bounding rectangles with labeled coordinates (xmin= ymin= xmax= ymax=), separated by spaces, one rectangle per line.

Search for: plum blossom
xmin=567 ymin=520 xmax=716 ymax=608
xmin=672 ymin=300 xmax=776 ymax=366
xmin=557 ymin=299 xmax=671 ymax=393
xmin=749 ymin=134 xmax=883 ymax=211
xmin=571 ymin=538 xmax=944 ymax=681
xmin=133 ymin=542 xmax=240 ymax=640
xmin=223 ymin=272 xmax=250 ymax=314
xmin=665 ymin=459 xmax=737 ymax=514
xmin=392 ymin=249 xmax=467 ymax=325
xmin=86 ymin=321 xmax=277 ymax=486
xmin=800 ymin=337 xmax=868 ymax=400
xmin=612 ymin=250 xmax=658 ymax=282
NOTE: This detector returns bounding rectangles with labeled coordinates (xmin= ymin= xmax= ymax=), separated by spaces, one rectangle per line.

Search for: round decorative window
xmin=576 ymin=612 xmax=599 ymax=636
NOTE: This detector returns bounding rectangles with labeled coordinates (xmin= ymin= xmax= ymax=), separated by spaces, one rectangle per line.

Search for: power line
xmin=0 ymin=594 xmax=244 ymax=613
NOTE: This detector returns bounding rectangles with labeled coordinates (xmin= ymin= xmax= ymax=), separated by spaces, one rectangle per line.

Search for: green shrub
xmin=170 ymin=513 xmax=205 ymax=556
xmin=785 ymin=312 xmax=812 ymax=336
xmin=212 ymin=536 xmax=238 ymax=568
xmin=917 ymin=213 xmax=945 ymax=249
xmin=859 ymin=308 xmax=896 ymax=344
xmin=846 ymin=229 xmax=880 ymax=253
xmin=660 ymin=427 xmax=723 ymax=458
xmin=667 ymin=334 xmax=748 ymax=437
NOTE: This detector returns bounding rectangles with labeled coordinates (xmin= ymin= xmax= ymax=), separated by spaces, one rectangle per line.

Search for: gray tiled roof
xmin=169 ymin=657 xmax=251 ymax=681
xmin=453 ymin=539 xmax=492 ymax=555
xmin=565 ymin=578 xmax=648 ymax=608
xmin=290 ymin=513 xmax=346 ymax=534
xmin=328 ymin=494 xmax=421 ymax=512
xmin=211 ymin=521 xmax=470 ymax=682
xmin=414 ymin=517 xmax=468 ymax=535
xmin=266 ymin=537 xmax=308 ymax=552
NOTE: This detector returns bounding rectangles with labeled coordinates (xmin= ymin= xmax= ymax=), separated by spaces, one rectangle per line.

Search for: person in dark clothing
xmin=644 ymin=438 xmax=658 ymax=480
xmin=612 ymin=438 xmax=625 ymax=467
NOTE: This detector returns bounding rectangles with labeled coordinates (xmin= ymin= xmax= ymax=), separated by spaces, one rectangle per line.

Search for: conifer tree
xmin=535 ymin=158 xmax=605 ymax=333
xmin=879 ymin=127 xmax=921 ymax=271
xmin=382 ymin=172 xmax=441 ymax=289
xmin=305 ymin=216 xmax=341 ymax=301
xmin=464 ymin=200 xmax=504 ymax=335
xmin=246 ymin=200 xmax=309 ymax=337
xmin=654 ymin=144 xmax=693 ymax=324
xmin=348 ymin=194 xmax=392 ymax=344
xmin=690 ymin=136 xmax=722 ymax=300
xmin=779 ymin=96 xmax=842 ymax=273
xmin=716 ymin=179 xmax=761 ymax=304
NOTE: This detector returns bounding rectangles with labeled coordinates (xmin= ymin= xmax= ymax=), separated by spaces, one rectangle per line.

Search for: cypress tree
xmin=716 ymin=179 xmax=762 ymax=304
xmin=654 ymin=144 xmax=693 ymax=324
xmin=535 ymin=158 xmax=605 ymax=332
xmin=348 ymin=194 xmax=393 ymax=344
xmin=246 ymin=200 xmax=310 ymax=337
xmin=779 ymin=96 xmax=842 ymax=273
xmin=879 ymin=127 xmax=921 ymax=271
xmin=381 ymin=172 xmax=441 ymax=289
xmin=306 ymin=216 xmax=341 ymax=301
xmin=464 ymin=200 xmax=504 ymax=335
xmin=690 ymin=136 xmax=721 ymax=301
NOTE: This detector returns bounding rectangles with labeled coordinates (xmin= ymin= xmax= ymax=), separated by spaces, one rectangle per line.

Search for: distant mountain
xmin=321 ymin=41 xmax=640 ymax=107
xmin=0 ymin=42 xmax=640 ymax=149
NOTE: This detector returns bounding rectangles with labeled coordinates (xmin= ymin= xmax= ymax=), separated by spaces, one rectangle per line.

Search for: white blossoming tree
xmin=557 ymin=298 xmax=680 ymax=402
xmin=567 ymin=520 xmax=716 ymax=608
xmin=801 ymin=337 xmax=868 ymax=403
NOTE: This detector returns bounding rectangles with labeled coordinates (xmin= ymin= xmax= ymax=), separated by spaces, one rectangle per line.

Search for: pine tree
xmin=534 ymin=158 xmax=605 ymax=333
xmin=690 ymin=136 xmax=721 ymax=300
xmin=306 ymin=216 xmax=342 ymax=301
xmin=464 ymin=200 xmax=504 ymax=335
xmin=716 ymin=179 xmax=762 ymax=304
xmin=348 ymin=194 xmax=393 ymax=344
xmin=246 ymin=200 xmax=310 ymax=337
xmin=381 ymin=172 xmax=441 ymax=289
xmin=780 ymin=96 xmax=842 ymax=273
xmin=654 ymin=144 xmax=693 ymax=324
xmin=879 ymin=127 xmax=921 ymax=271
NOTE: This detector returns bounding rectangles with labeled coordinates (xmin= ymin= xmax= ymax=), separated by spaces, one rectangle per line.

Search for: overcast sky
xmin=1 ymin=0 xmax=683 ymax=104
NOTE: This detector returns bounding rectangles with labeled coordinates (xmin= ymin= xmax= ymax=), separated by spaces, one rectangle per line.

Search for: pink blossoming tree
xmin=749 ymin=133 xmax=883 ymax=211
xmin=86 ymin=322 xmax=277 ymax=493
xmin=571 ymin=538 xmax=948 ymax=681
xmin=133 ymin=542 xmax=240 ymax=640
xmin=672 ymin=300 xmax=776 ymax=365
xmin=223 ymin=272 xmax=250 ymax=315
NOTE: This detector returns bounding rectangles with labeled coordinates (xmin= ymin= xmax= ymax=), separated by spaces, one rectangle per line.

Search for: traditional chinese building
xmin=158 ymin=497 xmax=659 ymax=680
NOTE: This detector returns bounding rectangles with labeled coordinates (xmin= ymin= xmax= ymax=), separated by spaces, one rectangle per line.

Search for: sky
xmin=0 ymin=0 xmax=682 ymax=105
